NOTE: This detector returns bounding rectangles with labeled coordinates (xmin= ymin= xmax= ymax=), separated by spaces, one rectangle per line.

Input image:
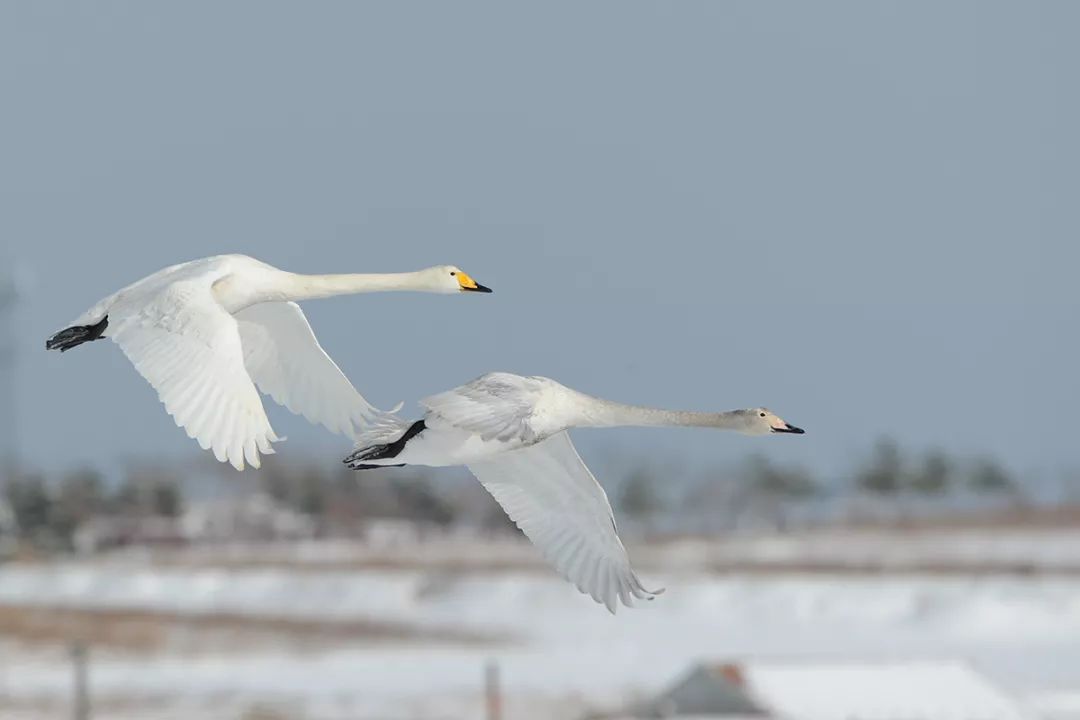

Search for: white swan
xmin=46 ymin=254 xmax=492 ymax=470
xmin=344 ymin=371 xmax=804 ymax=612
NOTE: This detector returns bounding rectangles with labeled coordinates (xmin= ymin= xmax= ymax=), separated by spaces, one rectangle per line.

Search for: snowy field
xmin=2 ymin=531 xmax=1080 ymax=719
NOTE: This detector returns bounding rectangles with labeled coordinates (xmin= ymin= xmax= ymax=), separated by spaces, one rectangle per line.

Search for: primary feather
xmin=468 ymin=432 xmax=662 ymax=613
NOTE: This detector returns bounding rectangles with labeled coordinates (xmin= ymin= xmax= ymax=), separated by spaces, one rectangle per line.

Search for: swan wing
xmin=235 ymin=301 xmax=383 ymax=438
xmin=467 ymin=431 xmax=662 ymax=613
xmin=422 ymin=372 xmax=543 ymax=442
xmin=109 ymin=280 xmax=278 ymax=471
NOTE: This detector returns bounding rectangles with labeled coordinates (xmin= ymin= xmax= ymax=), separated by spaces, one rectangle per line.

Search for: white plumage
xmin=109 ymin=289 xmax=281 ymax=469
xmin=346 ymin=371 xmax=804 ymax=612
xmin=48 ymin=254 xmax=492 ymax=470
xmin=469 ymin=432 xmax=662 ymax=614
xmin=236 ymin=301 xmax=376 ymax=439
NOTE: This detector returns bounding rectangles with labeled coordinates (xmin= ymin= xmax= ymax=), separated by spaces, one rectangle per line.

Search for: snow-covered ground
xmin=643 ymin=527 xmax=1080 ymax=573
xmin=2 ymin=533 xmax=1080 ymax=719
xmin=83 ymin=526 xmax=1080 ymax=574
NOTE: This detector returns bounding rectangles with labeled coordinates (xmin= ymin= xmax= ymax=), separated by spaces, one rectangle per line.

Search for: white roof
xmin=740 ymin=659 xmax=1035 ymax=720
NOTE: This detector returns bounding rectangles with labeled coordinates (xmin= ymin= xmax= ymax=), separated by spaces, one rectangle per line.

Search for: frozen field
xmin=2 ymin=531 xmax=1080 ymax=719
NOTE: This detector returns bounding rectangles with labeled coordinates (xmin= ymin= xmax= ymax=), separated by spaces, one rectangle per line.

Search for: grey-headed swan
xmin=344 ymin=371 xmax=804 ymax=612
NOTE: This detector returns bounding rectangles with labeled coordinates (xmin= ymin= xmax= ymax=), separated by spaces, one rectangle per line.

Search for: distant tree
xmin=745 ymin=454 xmax=818 ymax=498
xmin=909 ymin=449 xmax=951 ymax=495
xmin=322 ymin=466 xmax=369 ymax=530
xmin=149 ymin=479 xmax=183 ymax=517
xmin=294 ymin=467 xmax=327 ymax=517
xmin=49 ymin=468 xmax=108 ymax=545
xmin=740 ymin=454 xmax=819 ymax=531
xmin=394 ymin=476 xmax=454 ymax=527
xmin=111 ymin=480 xmax=140 ymax=515
xmin=617 ymin=468 xmax=663 ymax=519
xmin=856 ymin=438 xmax=904 ymax=495
xmin=114 ymin=466 xmax=184 ymax=518
xmin=678 ymin=465 xmax=759 ymax=533
xmin=56 ymin=468 xmax=106 ymax=517
xmin=259 ymin=462 xmax=293 ymax=506
xmin=253 ymin=460 xmax=330 ymax=520
xmin=968 ymin=458 xmax=1015 ymax=494
xmin=4 ymin=473 xmax=52 ymax=539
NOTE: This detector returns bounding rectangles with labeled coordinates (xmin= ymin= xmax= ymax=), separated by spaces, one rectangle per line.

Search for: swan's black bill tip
xmin=465 ymin=283 xmax=493 ymax=293
xmin=773 ymin=424 xmax=805 ymax=434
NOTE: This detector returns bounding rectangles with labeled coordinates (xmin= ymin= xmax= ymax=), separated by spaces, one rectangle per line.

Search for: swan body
xmin=47 ymin=254 xmax=492 ymax=470
xmin=344 ymin=372 xmax=804 ymax=612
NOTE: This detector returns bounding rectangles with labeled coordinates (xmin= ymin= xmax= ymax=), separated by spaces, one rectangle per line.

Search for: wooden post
xmin=71 ymin=641 xmax=90 ymax=720
xmin=485 ymin=659 xmax=501 ymax=720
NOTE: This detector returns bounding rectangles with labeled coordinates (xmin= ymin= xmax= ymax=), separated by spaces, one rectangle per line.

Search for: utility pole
xmin=485 ymin=660 xmax=501 ymax=720
xmin=71 ymin=641 xmax=91 ymax=720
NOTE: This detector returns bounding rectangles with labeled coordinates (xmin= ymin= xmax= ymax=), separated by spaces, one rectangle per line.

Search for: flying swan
xmin=344 ymin=371 xmax=804 ymax=612
xmin=47 ymin=254 xmax=492 ymax=470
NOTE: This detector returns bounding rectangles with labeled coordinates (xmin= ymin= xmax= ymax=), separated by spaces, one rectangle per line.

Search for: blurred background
xmin=1 ymin=2 xmax=1078 ymax=719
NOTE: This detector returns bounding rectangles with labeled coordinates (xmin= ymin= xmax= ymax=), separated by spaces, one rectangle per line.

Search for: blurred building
xmin=180 ymin=492 xmax=317 ymax=542
xmin=588 ymin=659 xmax=1036 ymax=720
xmin=72 ymin=515 xmax=191 ymax=554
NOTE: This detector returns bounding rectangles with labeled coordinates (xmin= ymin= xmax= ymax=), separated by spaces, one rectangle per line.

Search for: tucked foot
xmin=46 ymin=316 xmax=109 ymax=352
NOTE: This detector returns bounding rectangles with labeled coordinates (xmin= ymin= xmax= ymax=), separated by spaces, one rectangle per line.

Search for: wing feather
xmin=422 ymin=372 xmax=543 ymax=443
xmin=236 ymin=301 xmax=383 ymax=438
xmin=467 ymin=431 xmax=662 ymax=613
xmin=109 ymin=282 xmax=279 ymax=470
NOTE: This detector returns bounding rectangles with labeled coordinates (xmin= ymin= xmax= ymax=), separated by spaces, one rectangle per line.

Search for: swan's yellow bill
xmin=457 ymin=271 xmax=493 ymax=293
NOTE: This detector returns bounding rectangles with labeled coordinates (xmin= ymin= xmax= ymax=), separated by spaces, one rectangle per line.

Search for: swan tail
xmin=46 ymin=316 xmax=109 ymax=352
xmin=344 ymin=419 xmax=426 ymax=470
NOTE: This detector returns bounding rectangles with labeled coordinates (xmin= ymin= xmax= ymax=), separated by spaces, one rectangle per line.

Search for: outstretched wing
xmin=109 ymin=281 xmax=279 ymax=471
xmin=467 ymin=431 xmax=662 ymax=613
xmin=236 ymin=301 xmax=385 ymax=438
xmin=421 ymin=372 xmax=543 ymax=443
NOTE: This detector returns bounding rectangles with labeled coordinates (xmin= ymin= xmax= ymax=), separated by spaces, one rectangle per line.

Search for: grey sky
xmin=2 ymin=2 xmax=1076 ymax=481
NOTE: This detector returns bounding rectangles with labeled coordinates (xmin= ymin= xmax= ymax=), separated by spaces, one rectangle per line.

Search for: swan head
xmin=737 ymin=408 xmax=805 ymax=436
xmin=421 ymin=265 xmax=493 ymax=294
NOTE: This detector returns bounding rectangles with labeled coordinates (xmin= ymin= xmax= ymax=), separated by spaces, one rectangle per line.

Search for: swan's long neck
xmin=578 ymin=396 xmax=748 ymax=431
xmin=278 ymin=271 xmax=431 ymax=301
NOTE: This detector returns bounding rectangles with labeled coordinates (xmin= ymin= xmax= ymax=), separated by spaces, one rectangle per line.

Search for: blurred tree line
xmin=3 ymin=466 xmax=181 ymax=551
xmin=253 ymin=460 xmax=513 ymax=534
xmin=0 ymin=437 xmax=1033 ymax=552
xmin=854 ymin=439 xmax=1017 ymax=497
xmin=616 ymin=437 xmax=1023 ymax=533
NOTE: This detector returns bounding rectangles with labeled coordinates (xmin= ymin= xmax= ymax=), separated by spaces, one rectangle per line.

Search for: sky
xmin=0 ymin=1 xmax=1076 ymax=484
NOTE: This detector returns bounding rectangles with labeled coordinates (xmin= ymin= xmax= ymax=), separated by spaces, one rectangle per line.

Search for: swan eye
xmin=449 ymin=271 xmax=456 ymax=277
xmin=759 ymin=412 xmax=766 ymax=418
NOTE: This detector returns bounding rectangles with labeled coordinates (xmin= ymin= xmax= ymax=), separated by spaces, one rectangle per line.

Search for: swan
xmin=343 ymin=371 xmax=804 ymax=612
xmin=46 ymin=254 xmax=493 ymax=470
